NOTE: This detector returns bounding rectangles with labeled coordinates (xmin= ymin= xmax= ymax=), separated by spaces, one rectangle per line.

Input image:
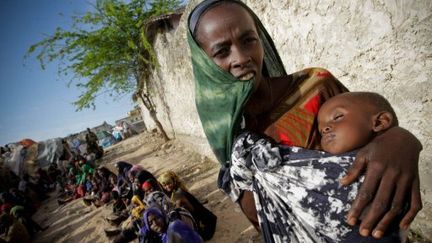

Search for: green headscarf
xmin=187 ymin=0 xmax=286 ymax=165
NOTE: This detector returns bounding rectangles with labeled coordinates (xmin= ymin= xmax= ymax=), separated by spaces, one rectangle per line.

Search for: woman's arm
xmin=341 ymin=126 xmax=423 ymax=238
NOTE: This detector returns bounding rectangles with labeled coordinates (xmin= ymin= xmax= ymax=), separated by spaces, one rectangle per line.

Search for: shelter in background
xmin=92 ymin=121 xmax=113 ymax=134
xmin=116 ymin=105 xmax=146 ymax=133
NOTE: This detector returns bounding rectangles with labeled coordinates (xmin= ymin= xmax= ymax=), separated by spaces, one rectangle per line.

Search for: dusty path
xmin=32 ymin=132 xmax=261 ymax=243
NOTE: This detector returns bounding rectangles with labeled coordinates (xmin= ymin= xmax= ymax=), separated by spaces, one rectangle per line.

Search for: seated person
xmin=113 ymin=188 xmax=146 ymax=243
xmin=140 ymin=207 xmax=203 ymax=243
xmin=114 ymin=161 xmax=133 ymax=199
xmin=228 ymin=92 xmax=409 ymax=242
xmin=84 ymin=174 xmax=94 ymax=194
xmin=130 ymin=178 xmax=146 ymax=220
xmin=112 ymin=190 xmax=127 ymax=215
xmin=158 ymin=171 xmax=217 ymax=240
xmin=76 ymin=158 xmax=94 ymax=186
xmin=93 ymin=170 xmax=117 ymax=205
xmin=0 ymin=213 xmax=30 ymax=243
xmin=141 ymin=179 xmax=161 ymax=198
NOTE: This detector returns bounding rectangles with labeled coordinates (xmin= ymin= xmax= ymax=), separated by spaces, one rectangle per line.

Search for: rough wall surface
xmin=139 ymin=0 xmax=431 ymax=238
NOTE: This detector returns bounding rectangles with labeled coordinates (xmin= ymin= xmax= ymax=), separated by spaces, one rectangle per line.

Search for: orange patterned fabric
xmin=264 ymin=68 xmax=348 ymax=149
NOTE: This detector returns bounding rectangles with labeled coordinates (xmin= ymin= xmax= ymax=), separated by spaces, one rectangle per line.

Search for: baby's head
xmin=318 ymin=92 xmax=398 ymax=154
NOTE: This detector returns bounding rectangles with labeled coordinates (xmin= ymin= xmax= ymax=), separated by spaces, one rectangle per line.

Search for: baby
xmin=318 ymin=92 xmax=397 ymax=155
xmin=228 ymin=91 xmax=406 ymax=242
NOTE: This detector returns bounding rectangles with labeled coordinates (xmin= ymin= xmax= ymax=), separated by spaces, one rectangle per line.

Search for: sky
xmin=0 ymin=0 xmax=136 ymax=145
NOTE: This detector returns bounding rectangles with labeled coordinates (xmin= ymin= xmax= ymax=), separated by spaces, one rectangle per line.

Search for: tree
xmin=26 ymin=0 xmax=181 ymax=141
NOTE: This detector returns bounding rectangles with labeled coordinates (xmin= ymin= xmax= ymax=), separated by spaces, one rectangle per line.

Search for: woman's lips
xmin=238 ymin=72 xmax=255 ymax=81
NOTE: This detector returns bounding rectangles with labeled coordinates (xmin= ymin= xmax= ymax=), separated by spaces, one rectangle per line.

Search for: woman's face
xmin=196 ymin=3 xmax=264 ymax=89
xmin=144 ymin=186 xmax=154 ymax=195
xmin=148 ymin=213 xmax=166 ymax=233
xmin=162 ymin=181 xmax=174 ymax=193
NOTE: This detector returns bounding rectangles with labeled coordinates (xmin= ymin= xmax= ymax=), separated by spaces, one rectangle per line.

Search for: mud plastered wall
xmin=139 ymin=0 xmax=431 ymax=238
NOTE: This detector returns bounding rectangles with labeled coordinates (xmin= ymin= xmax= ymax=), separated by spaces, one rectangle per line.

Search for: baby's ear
xmin=372 ymin=111 xmax=394 ymax=132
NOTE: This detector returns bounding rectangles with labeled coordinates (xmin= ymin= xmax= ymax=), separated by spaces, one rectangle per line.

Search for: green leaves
xmin=26 ymin=0 xmax=181 ymax=110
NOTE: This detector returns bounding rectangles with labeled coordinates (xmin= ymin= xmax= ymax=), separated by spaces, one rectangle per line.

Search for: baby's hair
xmin=344 ymin=92 xmax=399 ymax=126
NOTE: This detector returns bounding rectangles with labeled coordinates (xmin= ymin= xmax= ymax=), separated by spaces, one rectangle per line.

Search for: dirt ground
xmin=32 ymin=132 xmax=261 ymax=243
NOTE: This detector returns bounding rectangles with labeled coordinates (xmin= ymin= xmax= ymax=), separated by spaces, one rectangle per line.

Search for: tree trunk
xmin=149 ymin=110 xmax=170 ymax=142
xmin=138 ymin=94 xmax=170 ymax=142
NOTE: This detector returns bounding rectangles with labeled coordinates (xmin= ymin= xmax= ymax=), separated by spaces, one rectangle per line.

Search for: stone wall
xmin=138 ymin=0 xmax=432 ymax=238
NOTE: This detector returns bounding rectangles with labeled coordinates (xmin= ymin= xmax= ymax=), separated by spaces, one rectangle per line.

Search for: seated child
xmin=226 ymin=92 xmax=407 ymax=242
xmin=140 ymin=207 xmax=203 ymax=243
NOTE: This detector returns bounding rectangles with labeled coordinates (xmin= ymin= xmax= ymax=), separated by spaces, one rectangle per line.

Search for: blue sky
xmin=0 ymin=0 xmax=136 ymax=145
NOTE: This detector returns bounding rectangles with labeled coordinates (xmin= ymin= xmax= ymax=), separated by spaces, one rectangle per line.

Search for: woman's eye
xmin=245 ymin=37 xmax=257 ymax=44
xmin=214 ymin=48 xmax=229 ymax=58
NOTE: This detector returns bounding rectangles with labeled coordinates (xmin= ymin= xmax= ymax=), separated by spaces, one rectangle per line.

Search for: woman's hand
xmin=340 ymin=126 xmax=423 ymax=238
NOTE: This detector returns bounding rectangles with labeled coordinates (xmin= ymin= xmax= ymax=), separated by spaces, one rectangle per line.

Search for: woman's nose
xmin=231 ymin=47 xmax=250 ymax=68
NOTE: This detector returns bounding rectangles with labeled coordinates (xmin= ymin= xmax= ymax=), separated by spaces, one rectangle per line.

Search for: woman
xmin=158 ymin=171 xmax=217 ymax=240
xmin=0 ymin=213 xmax=30 ymax=243
xmin=130 ymin=178 xmax=146 ymax=220
xmin=91 ymin=167 xmax=116 ymax=206
xmin=158 ymin=171 xmax=188 ymax=201
xmin=142 ymin=179 xmax=162 ymax=197
xmin=140 ymin=207 xmax=203 ymax=243
xmin=114 ymin=161 xmax=133 ymax=198
xmin=187 ymin=0 xmax=422 ymax=241
xmin=76 ymin=158 xmax=94 ymax=185
xmin=129 ymin=165 xmax=159 ymax=187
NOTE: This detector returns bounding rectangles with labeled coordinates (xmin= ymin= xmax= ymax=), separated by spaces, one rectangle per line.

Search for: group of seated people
xmin=53 ymin=158 xmax=217 ymax=242
xmin=0 ymin=144 xmax=217 ymax=243
xmin=0 ymin=167 xmax=52 ymax=242
xmin=56 ymin=154 xmax=106 ymax=205
xmin=0 ymin=144 xmax=104 ymax=242
xmin=107 ymin=161 xmax=217 ymax=243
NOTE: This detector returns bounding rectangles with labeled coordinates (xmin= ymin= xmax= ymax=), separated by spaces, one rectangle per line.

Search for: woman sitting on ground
xmin=0 ymin=213 xmax=30 ymax=243
xmin=158 ymin=171 xmax=217 ymax=240
xmin=139 ymin=207 xmax=203 ymax=243
xmin=114 ymin=161 xmax=133 ymax=199
xmin=91 ymin=167 xmax=116 ymax=206
xmin=113 ymin=182 xmax=172 ymax=243
xmin=142 ymin=179 xmax=162 ymax=199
